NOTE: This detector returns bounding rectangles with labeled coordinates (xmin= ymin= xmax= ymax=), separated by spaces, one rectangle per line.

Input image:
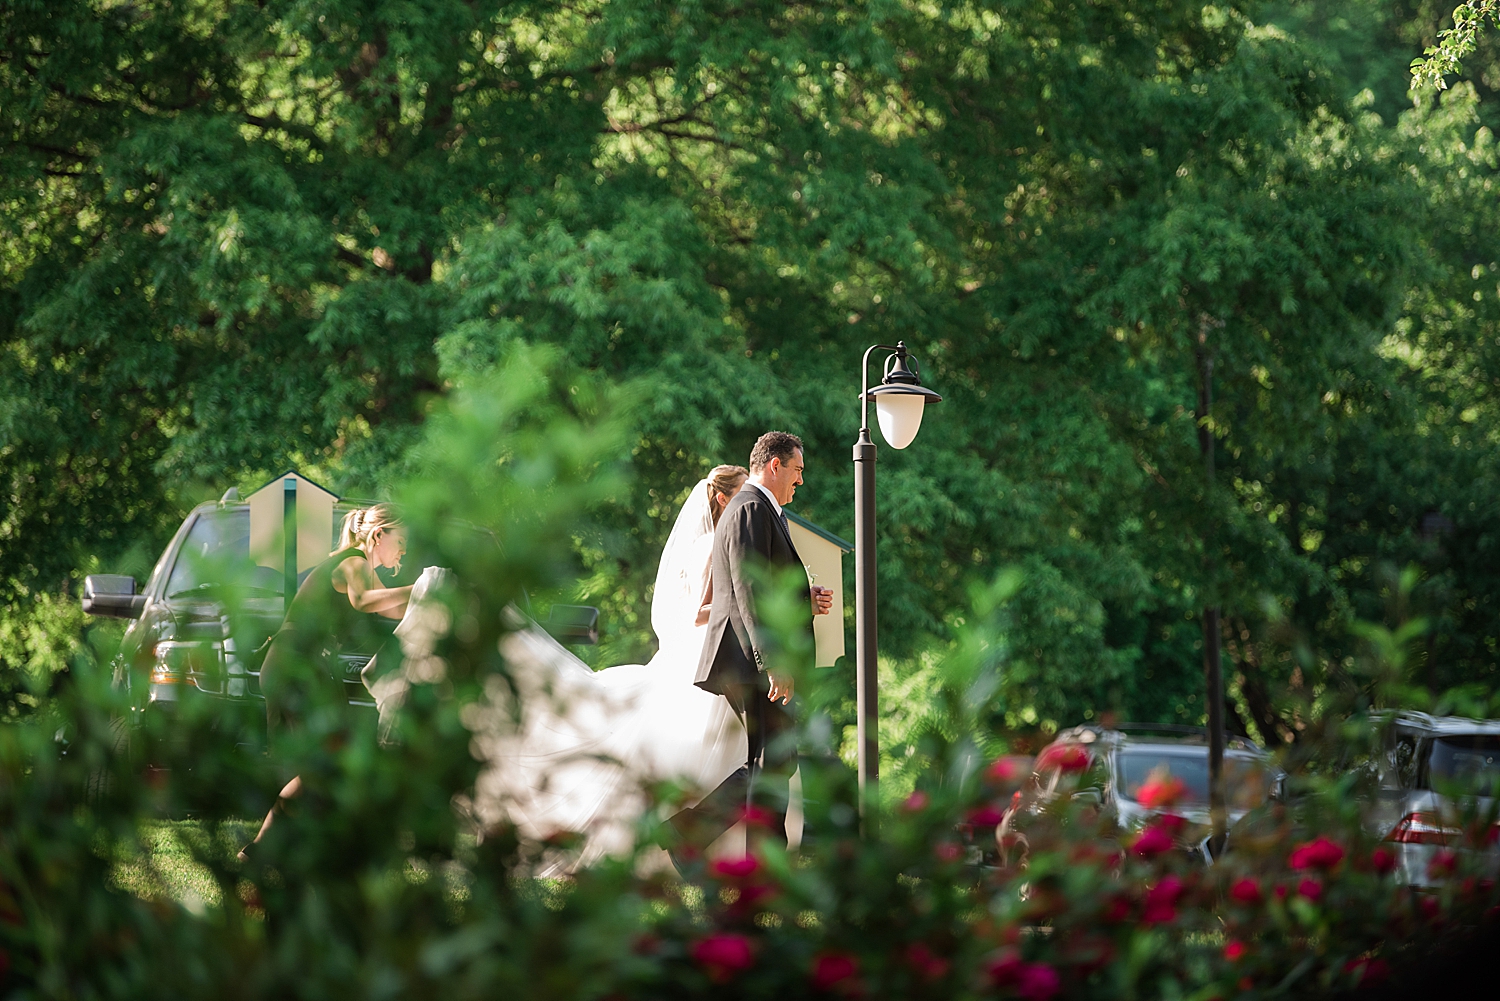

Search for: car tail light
xmin=1387 ymin=812 xmax=1461 ymax=845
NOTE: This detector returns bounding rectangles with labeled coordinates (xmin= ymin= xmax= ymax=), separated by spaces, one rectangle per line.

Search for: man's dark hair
xmin=748 ymin=431 xmax=803 ymax=472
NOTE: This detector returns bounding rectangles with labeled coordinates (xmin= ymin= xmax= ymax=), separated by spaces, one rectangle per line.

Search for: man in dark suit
xmin=668 ymin=431 xmax=833 ymax=859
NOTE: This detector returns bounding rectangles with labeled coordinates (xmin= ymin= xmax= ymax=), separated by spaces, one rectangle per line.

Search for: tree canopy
xmin=6 ymin=0 xmax=1500 ymax=741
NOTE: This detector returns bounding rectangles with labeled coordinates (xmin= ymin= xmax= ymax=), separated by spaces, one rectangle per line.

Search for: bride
xmin=447 ymin=465 xmax=753 ymax=871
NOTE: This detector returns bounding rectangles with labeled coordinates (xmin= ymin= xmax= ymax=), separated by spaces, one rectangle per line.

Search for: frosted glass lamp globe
xmin=875 ymin=393 xmax=926 ymax=449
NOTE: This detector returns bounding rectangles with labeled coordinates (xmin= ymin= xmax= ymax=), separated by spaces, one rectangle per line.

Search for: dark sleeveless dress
xmin=259 ymin=547 xmax=383 ymax=737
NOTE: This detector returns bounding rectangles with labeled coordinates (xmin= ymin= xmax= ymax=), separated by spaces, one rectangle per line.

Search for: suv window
xmin=1425 ymin=735 xmax=1500 ymax=795
xmin=1117 ymin=749 xmax=1271 ymax=809
xmin=1392 ymin=734 xmax=1420 ymax=789
xmin=165 ymin=510 xmax=282 ymax=597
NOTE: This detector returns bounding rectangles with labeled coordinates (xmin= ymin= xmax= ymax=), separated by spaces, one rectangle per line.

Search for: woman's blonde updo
xmin=707 ymin=464 xmax=750 ymax=525
xmin=336 ymin=503 xmax=403 ymax=554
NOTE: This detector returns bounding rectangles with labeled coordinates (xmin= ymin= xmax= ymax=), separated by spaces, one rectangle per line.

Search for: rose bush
xmin=1 ymin=359 xmax=1497 ymax=999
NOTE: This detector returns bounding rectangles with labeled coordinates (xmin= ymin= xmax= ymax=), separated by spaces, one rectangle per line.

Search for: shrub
xmin=1 ymin=349 xmax=1497 ymax=999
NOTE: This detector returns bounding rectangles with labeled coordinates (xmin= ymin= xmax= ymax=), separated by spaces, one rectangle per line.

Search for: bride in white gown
xmin=444 ymin=465 xmax=752 ymax=872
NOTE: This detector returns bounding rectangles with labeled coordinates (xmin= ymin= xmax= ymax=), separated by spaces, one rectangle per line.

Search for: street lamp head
xmin=861 ymin=342 xmax=942 ymax=449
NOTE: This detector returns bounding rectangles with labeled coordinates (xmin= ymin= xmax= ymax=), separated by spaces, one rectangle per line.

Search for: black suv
xmin=83 ymin=490 xmax=599 ymax=749
xmin=1028 ymin=723 xmax=1281 ymax=846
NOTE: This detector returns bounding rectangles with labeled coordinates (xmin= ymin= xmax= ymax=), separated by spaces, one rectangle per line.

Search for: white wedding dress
xmin=431 ymin=479 xmax=750 ymax=872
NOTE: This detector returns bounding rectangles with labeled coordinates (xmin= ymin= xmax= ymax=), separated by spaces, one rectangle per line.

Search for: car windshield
xmin=165 ymin=510 xmax=283 ymax=597
xmin=1117 ymin=749 xmax=1272 ymax=810
xmin=1427 ymin=735 xmax=1500 ymax=795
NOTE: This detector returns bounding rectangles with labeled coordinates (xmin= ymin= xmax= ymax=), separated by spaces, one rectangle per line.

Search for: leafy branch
xmin=1411 ymin=1 xmax=1500 ymax=89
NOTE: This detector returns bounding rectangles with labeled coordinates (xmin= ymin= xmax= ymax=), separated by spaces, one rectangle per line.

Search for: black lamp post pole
xmin=853 ymin=343 xmax=888 ymax=817
xmin=853 ymin=341 xmax=941 ymax=825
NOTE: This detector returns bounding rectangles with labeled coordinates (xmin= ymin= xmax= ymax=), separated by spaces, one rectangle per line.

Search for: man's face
xmin=766 ymin=448 xmax=805 ymax=506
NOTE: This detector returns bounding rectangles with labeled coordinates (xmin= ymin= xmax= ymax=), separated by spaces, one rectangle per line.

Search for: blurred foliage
xmin=8 ymin=0 xmax=1500 ymax=743
xmin=1 ymin=353 xmax=1496 ymax=997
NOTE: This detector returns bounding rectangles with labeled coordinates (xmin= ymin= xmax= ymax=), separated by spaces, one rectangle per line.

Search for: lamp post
xmin=853 ymin=341 xmax=942 ymax=817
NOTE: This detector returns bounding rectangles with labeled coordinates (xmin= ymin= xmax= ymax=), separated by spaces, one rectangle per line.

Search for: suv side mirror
xmin=545 ymin=604 xmax=600 ymax=645
xmin=82 ymin=575 xmax=146 ymax=618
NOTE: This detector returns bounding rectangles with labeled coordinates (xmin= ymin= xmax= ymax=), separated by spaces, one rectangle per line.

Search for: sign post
xmin=248 ymin=471 xmax=339 ymax=614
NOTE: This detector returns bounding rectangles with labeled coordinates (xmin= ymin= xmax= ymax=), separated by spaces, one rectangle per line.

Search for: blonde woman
xmin=240 ymin=504 xmax=412 ymax=860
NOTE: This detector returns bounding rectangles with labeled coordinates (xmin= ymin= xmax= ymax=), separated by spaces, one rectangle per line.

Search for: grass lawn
xmin=110 ymin=819 xmax=258 ymax=911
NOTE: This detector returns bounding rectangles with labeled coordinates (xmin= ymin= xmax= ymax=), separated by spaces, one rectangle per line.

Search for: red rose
xmin=1101 ymin=894 xmax=1131 ymax=922
xmin=811 ymin=952 xmax=859 ymax=992
xmin=905 ymin=943 xmax=950 ymax=981
xmin=1296 ymin=878 xmax=1322 ymax=902
xmin=902 ymin=790 xmax=929 ymax=812
xmin=1370 ymin=847 xmax=1397 ymax=876
xmin=1017 ymin=962 xmax=1061 ymax=1001
xmin=1143 ymin=876 xmax=1185 ymax=924
xmin=967 ymin=805 xmax=1006 ymax=826
xmin=733 ymin=883 xmax=776 ymax=911
xmin=1133 ymin=825 xmax=1175 ymax=857
xmin=1429 ymin=849 xmax=1458 ymax=879
xmin=1273 ymin=884 xmax=1288 ymax=900
xmin=987 ymin=951 xmax=1025 ymax=986
xmin=1224 ymin=940 xmax=1247 ymax=961
xmin=1038 ymin=743 xmax=1090 ymax=773
xmin=736 ymin=805 xmax=777 ymax=828
xmin=1344 ymin=956 xmax=1391 ymax=985
xmin=1136 ymin=775 xmax=1187 ymax=810
xmin=934 ymin=842 xmax=964 ymax=863
xmin=1289 ymin=836 xmax=1345 ymax=871
xmin=693 ymin=934 xmax=754 ymax=981
xmin=1153 ymin=813 xmax=1188 ymax=833
xmin=711 ymin=856 xmax=761 ymax=880
xmin=1229 ymin=878 xmax=1262 ymax=905
xmin=987 ymin=756 xmax=1024 ymax=784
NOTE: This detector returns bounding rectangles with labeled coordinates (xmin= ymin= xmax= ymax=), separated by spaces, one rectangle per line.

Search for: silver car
xmin=1031 ymin=724 xmax=1280 ymax=847
xmin=1373 ymin=712 xmax=1500 ymax=887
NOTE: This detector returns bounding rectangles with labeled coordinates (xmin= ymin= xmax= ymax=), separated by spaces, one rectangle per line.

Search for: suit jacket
xmin=694 ymin=486 xmax=809 ymax=698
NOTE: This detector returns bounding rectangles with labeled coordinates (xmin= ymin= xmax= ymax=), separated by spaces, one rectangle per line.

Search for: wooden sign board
xmin=248 ymin=471 xmax=339 ymax=604
xmin=786 ymin=512 xmax=851 ymax=668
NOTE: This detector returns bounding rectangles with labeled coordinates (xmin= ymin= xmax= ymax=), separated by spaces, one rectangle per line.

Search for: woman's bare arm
xmin=334 ymin=556 xmax=412 ymax=618
xmin=694 ymin=577 xmax=715 ymax=627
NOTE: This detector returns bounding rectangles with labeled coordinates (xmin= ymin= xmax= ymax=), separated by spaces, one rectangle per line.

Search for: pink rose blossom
xmin=693 ymin=934 xmax=754 ymax=981
xmin=987 ymin=756 xmax=1025 ymax=784
xmin=1016 ymin=962 xmax=1061 ymax=1001
xmin=1296 ymin=877 xmax=1322 ymax=902
xmin=1038 ymin=743 xmax=1091 ymax=773
xmin=736 ymin=805 xmax=777 ymax=828
xmin=1429 ymin=849 xmax=1458 ymax=879
xmin=1136 ymin=775 xmax=1187 ymax=810
xmin=967 ymin=805 xmax=1006 ymax=826
xmin=934 ymin=842 xmax=964 ymax=863
xmin=988 ymin=954 xmax=1060 ymax=1001
xmin=902 ymin=790 xmax=929 ymax=812
xmin=1224 ymin=940 xmax=1247 ymax=961
xmin=810 ymin=952 xmax=859 ymax=991
xmin=905 ymin=943 xmax=950 ymax=981
xmin=710 ymin=855 xmax=761 ymax=880
xmin=1133 ymin=824 xmax=1175 ymax=857
xmin=1229 ymin=878 xmax=1262 ymax=905
xmin=1142 ymin=875 xmax=1185 ymax=924
xmin=1289 ymin=836 xmax=1345 ymax=871
xmin=1370 ymin=847 xmax=1397 ymax=876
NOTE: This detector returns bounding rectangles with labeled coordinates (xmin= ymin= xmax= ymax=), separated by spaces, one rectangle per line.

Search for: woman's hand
xmin=695 ymin=602 xmax=711 ymax=626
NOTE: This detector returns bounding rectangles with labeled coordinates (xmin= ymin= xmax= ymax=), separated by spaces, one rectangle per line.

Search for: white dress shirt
xmin=749 ymin=479 xmax=783 ymax=517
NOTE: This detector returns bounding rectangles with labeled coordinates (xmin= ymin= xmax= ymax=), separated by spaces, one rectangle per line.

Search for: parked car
xmin=1025 ymin=723 xmax=1281 ymax=854
xmin=83 ymin=488 xmax=599 ymax=757
xmin=1371 ymin=711 xmax=1500 ymax=887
